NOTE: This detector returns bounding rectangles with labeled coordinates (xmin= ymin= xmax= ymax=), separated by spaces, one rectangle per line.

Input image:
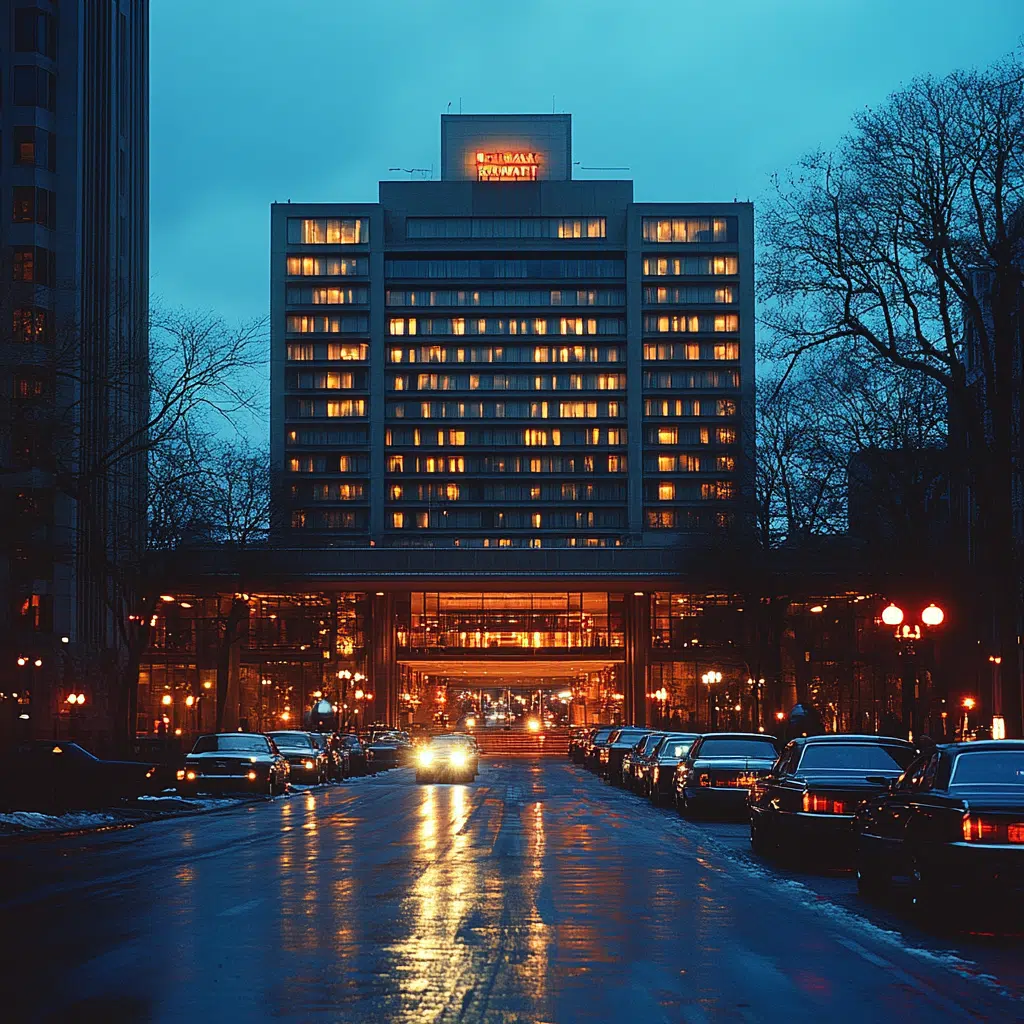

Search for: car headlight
xmin=185 ymin=770 xmax=197 ymax=781
xmin=418 ymin=749 xmax=434 ymax=767
xmin=450 ymin=750 xmax=467 ymax=768
xmin=303 ymin=760 xmax=314 ymax=770
xmin=248 ymin=771 xmax=257 ymax=781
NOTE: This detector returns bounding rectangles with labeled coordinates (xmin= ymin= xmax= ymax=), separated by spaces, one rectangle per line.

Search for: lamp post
xmin=880 ymin=601 xmax=945 ymax=740
xmin=701 ymin=671 xmax=722 ymax=731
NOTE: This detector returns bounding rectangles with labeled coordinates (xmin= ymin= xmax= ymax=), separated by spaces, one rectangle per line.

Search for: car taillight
xmin=802 ymin=792 xmax=848 ymax=814
xmin=697 ymin=772 xmax=710 ymax=787
xmin=963 ymin=815 xmax=1024 ymax=843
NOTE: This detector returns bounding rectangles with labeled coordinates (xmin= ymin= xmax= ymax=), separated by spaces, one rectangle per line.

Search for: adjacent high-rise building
xmin=0 ymin=1 xmax=149 ymax=743
xmin=271 ymin=114 xmax=753 ymax=550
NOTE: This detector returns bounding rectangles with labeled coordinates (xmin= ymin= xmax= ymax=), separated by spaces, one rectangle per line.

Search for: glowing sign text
xmin=476 ymin=151 xmax=542 ymax=182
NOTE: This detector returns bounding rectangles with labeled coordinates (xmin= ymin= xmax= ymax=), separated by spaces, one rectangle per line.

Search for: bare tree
xmin=759 ymin=51 xmax=1024 ymax=732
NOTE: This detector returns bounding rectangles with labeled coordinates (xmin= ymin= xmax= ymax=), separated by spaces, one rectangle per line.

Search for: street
xmin=1 ymin=761 xmax=1022 ymax=1023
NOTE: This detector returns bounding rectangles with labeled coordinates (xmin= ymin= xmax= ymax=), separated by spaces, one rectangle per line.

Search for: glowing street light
xmin=161 ymin=694 xmax=172 ymax=706
xmin=881 ymin=603 xmax=904 ymax=627
xmin=921 ymin=603 xmax=945 ymax=627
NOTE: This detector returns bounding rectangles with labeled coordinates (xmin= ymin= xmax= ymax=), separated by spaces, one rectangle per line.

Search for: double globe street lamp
xmin=701 ymin=670 xmax=722 ymax=730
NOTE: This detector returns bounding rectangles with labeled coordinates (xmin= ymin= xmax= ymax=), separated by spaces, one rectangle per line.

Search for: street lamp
xmin=881 ymin=603 xmax=904 ymax=627
xmin=921 ymin=603 xmax=945 ymax=627
xmin=701 ymin=671 xmax=722 ymax=730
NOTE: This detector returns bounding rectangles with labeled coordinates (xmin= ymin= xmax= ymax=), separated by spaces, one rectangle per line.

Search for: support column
xmin=369 ymin=592 xmax=398 ymax=727
xmin=624 ymin=592 xmax=650 ymax=726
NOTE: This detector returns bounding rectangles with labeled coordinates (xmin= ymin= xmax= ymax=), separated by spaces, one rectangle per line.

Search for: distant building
xmin=0 ymin=1 xmax=149 ymax=743
xmin=270 ymin=114 xmax=755 ymax=550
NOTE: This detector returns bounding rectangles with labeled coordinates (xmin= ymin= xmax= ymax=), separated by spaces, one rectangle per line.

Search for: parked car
xmin=600 ymin=727 xmax=651 ymax=784
xmin=647 ymin=734 xmax=700 ymax=805
xmin=623 ymin=732 xmax=665 ymax=791
xmin=748 ymin=735 xmax=916 ymax=859
xmin=674 ymin=733 xmax=780 ymax=818
xmin=365 ymin=730 xmax=411 ymax=770
xmin=310 ymin=732 xmax=349 ymax=780
xmin=337 ymin=733 xmax=369 ymax=776
xmin=568 ymin=726 xmax=591 ymax=762
xmin=267 ymin=731 xmax=330 ymax=785
xmin=0 ymin=740 xmax=163 ymax=811
xmin=854 ymin=740 xmax=1024 ymax=908
xmin=585 ymin=727 xmax=616 ymax=771
xmin=177 ymin=733 xmax=290 ymax=797
xmin=415 ymin=734 xmax=478 ymax=784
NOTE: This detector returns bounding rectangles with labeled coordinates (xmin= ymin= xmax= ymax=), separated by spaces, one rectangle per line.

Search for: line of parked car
xmin=570 ymin=725 xmax=1024 ymax=913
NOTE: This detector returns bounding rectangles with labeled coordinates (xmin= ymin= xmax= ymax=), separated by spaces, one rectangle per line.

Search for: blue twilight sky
xmin=150 ymin=0 xmax=1023 ymax=434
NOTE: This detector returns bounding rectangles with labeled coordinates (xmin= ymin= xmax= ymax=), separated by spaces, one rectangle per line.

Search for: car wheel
xmin=855 ymin=852 xmax=890 ymax=899
xmin=750 ymin=815 xmax=773 ymax=858
xmin=680 ymin=794 xmax=697 ymax=819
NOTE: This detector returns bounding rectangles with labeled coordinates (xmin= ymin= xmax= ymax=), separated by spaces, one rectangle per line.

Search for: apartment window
xmin=286 ymin=256 xmax=367 ymax=276
xmin=286 ymin=344 xmax=314 ymax=361
xmin=391 ymin=512 xmax=405 ymax=529
xmin=643 ymin=285 xmax=736 ymax=304
xmin=643 ymin=314 xmax=739 ymax=334
xmin=657 ymin=428 xmax=678 ymax=445
xmin=406 ymin=217 xmax=606 ymax=240
xmin=286 ymin=286 xmax=368 ymax=305
xmin=12 ymin=307 xmax=49 ymax=344
xmin=642 ymin=217 xmax=736 ymax=243
xmin=716 ymin=455 xmax=736 ymax=471
xmin=716 ymin=427 xmax=737 ymax=445
xmin=325 ymin=400 xmax=366 ymax=417
xmin=327 ymin=343 xmax=367 ymax=360
xmin=385 ymin=257 xmax=624 ymax=279
xmin=608 ymin=455 xmax=626 ymax=472
xmin=713 ymin=342 xmax=740 ymax=360
xmin=287 ymin=218 xmax=367 ymax=244
xmin=13 ymin=126 xmax=55 ymax=170
xmin=12 ymin=186 xmax=56 ymax=228
xmin=14 ymin=9 xmax=56 ymax=57
xmin=658 ymin=482 xmax=675 ymax=501
xmin=387 ymin=455 xmax=404 ymax=473
xmin=12 ymin=247 xmax=54 ymax=284
xmin=647 ymin=510 xmax=676 ymax=529
xmin=13 ymin=66 xmax=56 ymax=110
xmin=286 ymin=314 xmax=368 ymax=334
xmin=642 ymin=255 xmax=739 ymax=276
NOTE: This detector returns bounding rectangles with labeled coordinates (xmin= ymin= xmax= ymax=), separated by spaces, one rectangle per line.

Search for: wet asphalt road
xmin=1 ymin=760 xmax=1022 ymax=1023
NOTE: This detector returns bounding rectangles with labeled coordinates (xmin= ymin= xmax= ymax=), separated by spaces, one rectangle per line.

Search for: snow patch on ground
xmin=0 ymin=810 xmax=120 ymax=832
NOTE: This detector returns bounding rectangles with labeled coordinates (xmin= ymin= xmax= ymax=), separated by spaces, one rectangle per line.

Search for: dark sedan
xmin=675 ymin=733 xmax=780 ymax=819
xmin=365 ymin=730 xmax=412 ymax=770
xmin=600 ymin=727 xmax=651 ymax=784
xmin=585 ymin=727 xmax=616 ymax=771
xmin=338 ymin=733 xmax=369 ymax=776
xmin=623 ymin=732 xmax=665 ymax=792
xmin=310 ymin=732 xmax=349 ymax=780
xmin=568 ymin=727 xmax=591 ymax=763
xmin=178 ymin=733 xmax=290 ymax=796
xmin=748 ymin=735 xmax=916 ymax=860
xmin=267 ymin=731 xmax=330 ymax=785
xmin=854 ymin=740 xmax=1024 ymax=909
xmin=0 ymin=740 xmax=162 ymax=811
xmin=648 ymin=734 xmax=700 ymax=805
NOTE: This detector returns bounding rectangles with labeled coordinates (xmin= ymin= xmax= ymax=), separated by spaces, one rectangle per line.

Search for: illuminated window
xmin=286 ymin=344 xmax=314 ymax=361
xmin=531 ymin=513 xmax=542 ymax=528
xmin=287 ymin=218 xmax=367 ymax=244
xmin=392 ymin=512 xmax=405 ymax=529
xmin=657 ymin=455 xmax=675 ymax=472
xmin=291 ymin=511 xmax=307 ymax=528
xmin=716 ymin=400 xmax=737 ymax=416
xmin=416 ymin=512 xmax=429 ymax=529
xmin=326 ymin=400 xmax=365 ymax=417
xmin=388 ymin=455 xmax=404 ymax=473
xmin=658 ymin=482 xmax=675 ymax=501
xmin=657 ymin=428 xmax=678 ymax=445
xmin=390 ymin=485 xmax=403 ymax=500
xmin=608 ymin=455 xmax=626 ymax=472
xmin=445 ymin=483 xmax=460 ymax=501
xmin=647 ymin=510 xmax=676 ymax=528
xmin=324 ymin=373 xmax=353 ymax=389
xmin=716 ymin=427 xmax=737 ymax=444
xmin=641 ymin=217 xmax=735 ymax=243
xmin=327 ymin=343 xmax=367 ymax=360
xmin=714 ymin=315 xmax=739 ymax=332
xmin=716 ymin=455 xmax=735 ymax=471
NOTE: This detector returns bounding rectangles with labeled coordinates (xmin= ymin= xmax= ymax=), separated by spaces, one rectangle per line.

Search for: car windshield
xmin=269 ymin=733 xmax=314 ymax=751
xmin=592 ymin=729 xmax=613 ymax=743
xmin=639 ymin=734 xmax=665 ymax=755
xmin=373 ymin=732 xmax=404 ymax=744
xmin=697 ymin=738 xmax=777 ymax=758
xmin=950 ymin=750 xmax=1024 ymax=787
xmin=192 ymin=735 xmax=270 ymax=754
xmin=431 ymin=736 xmax=471 ymax=747
xmin=612 ymin=730 xmax=646 ymax=745
xmin=798 ymin=744 xmax=915 ymax=771
xmin=659 ymin=739 xmax=694 ymax=759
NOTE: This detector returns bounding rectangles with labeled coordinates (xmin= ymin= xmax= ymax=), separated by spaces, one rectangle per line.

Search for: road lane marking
xmin=218 ymin=897 xmax=263 ymax=917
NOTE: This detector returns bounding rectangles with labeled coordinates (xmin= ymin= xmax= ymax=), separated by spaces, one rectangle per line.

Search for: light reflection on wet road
xmin=0 ymin=761 xmax=1021 ymax=1023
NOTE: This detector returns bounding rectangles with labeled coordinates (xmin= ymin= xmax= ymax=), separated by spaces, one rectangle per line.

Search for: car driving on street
xmin=415 ymin=734 xmax=479 ymax=784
